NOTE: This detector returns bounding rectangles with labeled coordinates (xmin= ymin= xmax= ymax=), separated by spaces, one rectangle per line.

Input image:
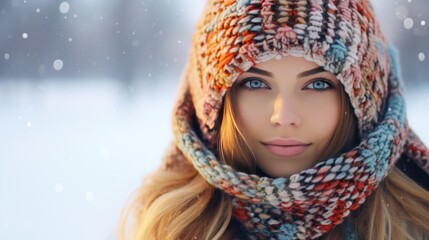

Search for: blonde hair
xmin=118 ymin=84 xmax=429 ymax=240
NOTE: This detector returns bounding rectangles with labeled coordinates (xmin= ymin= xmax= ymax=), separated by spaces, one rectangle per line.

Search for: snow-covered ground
xmin=0 ymin=79 xmax=427 ymax=240
xmin=0 ymin=79 xmax=178 ymax=240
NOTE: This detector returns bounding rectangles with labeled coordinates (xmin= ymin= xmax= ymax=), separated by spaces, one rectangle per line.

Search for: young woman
xmin=119 ymin=0 xmax=429 ymax=239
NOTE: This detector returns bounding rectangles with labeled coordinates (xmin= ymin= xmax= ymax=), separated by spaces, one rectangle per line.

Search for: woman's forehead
xmin=253 ymin=56 xmax=320 ymax=69
xmin=241 ymin=56 xmax=337 ymax=80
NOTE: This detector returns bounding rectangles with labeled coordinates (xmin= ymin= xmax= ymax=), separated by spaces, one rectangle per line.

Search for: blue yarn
xmin=273 ymin=178 xmax=288 ymax=190
xmin=326 ymin=39 xmax=347 ymax=63
xmin=388 ymin=44 xmax=402 ymax=81
xmin=277 ymin=223 xmax=297 ymax=240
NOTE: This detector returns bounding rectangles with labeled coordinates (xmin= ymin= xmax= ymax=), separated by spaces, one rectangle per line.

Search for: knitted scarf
xmin=168 ymin=50 xmax=429 ymax=239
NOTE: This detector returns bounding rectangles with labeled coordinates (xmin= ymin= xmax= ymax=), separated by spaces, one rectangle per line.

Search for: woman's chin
xmin=257 ymin=166 xmax=304 ymax=178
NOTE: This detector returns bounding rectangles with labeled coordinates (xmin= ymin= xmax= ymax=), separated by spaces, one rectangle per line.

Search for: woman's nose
xmin=270 ymin=95 xmax=302 ymax=127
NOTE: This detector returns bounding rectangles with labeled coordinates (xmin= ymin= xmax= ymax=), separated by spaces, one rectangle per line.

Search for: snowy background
xmin=0 ymin=1 xmax=428 ymax=239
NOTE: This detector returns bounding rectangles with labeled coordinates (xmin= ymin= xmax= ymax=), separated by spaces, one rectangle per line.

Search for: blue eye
xmin=306 ymin=79 xmax=332 ymax=90
xmin=243 ymin=79 xmax=268 ymax=89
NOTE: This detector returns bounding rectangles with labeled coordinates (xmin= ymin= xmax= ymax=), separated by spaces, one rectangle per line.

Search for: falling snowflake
xmin=53 ymin=59 xmax=64 ymax=71
xmin=4 ymin=53 xmax=10 ymax=60
xmin=22 ymin=33 xmax=28 ymax=39
xmin=404 ymin=18 xmax=414 ymax=29
xmin=59 ymin=2 xmax=70 ymax=14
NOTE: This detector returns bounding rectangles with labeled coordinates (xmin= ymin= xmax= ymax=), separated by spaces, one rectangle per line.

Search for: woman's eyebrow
xmin=247 ymin=66 xmax=327 ymax=78
xmin=297 ymin=66 xmax=326 ymax=78
xmin=247 ymin=67 xmax=273 ymax=77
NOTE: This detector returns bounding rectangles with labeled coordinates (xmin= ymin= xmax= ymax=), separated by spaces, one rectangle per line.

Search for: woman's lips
xmin=261 ymin=138 xmax=311 ymax=157
xmin=263 ymin=144 xmax=310 ymax=157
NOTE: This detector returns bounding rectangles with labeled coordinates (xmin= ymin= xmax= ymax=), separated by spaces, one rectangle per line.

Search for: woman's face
xmin=234 ymin=56 xmax=342 ymax=178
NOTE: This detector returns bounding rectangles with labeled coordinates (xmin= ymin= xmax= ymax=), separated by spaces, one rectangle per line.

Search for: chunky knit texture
xmin=165 ymin=0 xmax=429 ymax=239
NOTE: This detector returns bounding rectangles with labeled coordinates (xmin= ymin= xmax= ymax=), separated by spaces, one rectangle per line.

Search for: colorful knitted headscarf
xmin=167 ymin=0 xmax=429 ymax=239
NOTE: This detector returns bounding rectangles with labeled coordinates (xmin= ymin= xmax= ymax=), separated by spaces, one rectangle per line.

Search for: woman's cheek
xmin=319 ymin=96 xmax=341 ymax=128
xmin=237 ymin=94 xmax=270 ymax=128
xmin=301 ymin=94 xmax=341 ymax=125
